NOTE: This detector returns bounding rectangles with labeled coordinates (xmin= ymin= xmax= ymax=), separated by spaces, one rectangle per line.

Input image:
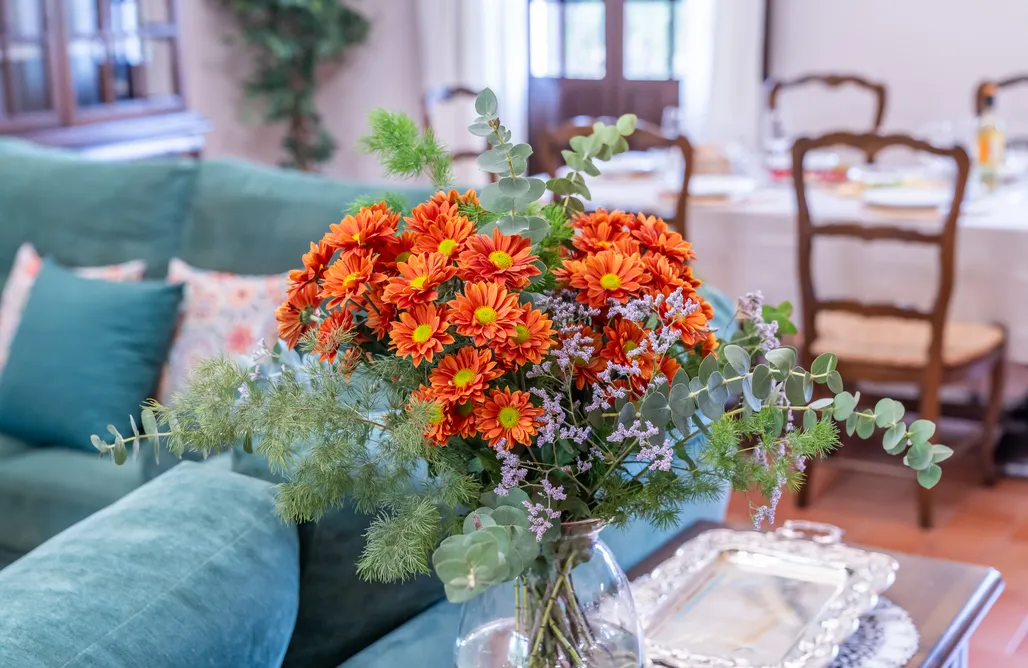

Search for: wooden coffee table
xmin=629 ymin=520 xmax=1005 ymax=668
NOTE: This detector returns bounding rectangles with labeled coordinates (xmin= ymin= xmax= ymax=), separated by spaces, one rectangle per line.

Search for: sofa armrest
xmin=0 ymin=462 xmax=299 ymax=668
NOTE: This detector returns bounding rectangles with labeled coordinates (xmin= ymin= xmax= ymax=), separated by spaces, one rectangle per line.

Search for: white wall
xmin=769 ymin=0 xmax=1028 ymax=139
xmin=179 ymin=0 xmax=425 ymax=182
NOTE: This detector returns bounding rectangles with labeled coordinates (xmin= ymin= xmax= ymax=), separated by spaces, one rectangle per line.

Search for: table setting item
xmin=633 ymin=521 xmax=899 ymax=668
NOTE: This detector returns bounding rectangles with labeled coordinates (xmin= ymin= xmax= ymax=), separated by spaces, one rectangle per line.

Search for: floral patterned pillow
xmin=0 ymin=243 xmax=146 ymax=376
xmin=158 ymin=259 xmax=289 ymax=402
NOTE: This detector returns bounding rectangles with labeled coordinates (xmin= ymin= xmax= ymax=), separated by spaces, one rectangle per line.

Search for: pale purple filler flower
xmin=493 ymin=439 xmax=527 ymax=497
xmin=541 ymin=479 xmax=566 ymax=501
xmin=638 ymin=438 xmax=674 ymax=472
xmin=523 ymin=501 xmax=561 ymax=541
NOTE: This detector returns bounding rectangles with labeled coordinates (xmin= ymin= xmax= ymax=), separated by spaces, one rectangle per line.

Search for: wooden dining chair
xmin=422 ymin=85 xmax=496 ymax=182
xmin=540 ymin=117 xmax=695 ymax=239
xmin=791 ymin=132 xmax=1006 ymax=529
xmin=975 ymin=74 xmax=1028 ymax=115
xmin=767 ymin=73 xmax=888 ymax=134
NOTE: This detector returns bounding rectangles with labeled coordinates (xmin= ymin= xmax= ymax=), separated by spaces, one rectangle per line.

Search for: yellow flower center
xmin=410 ymin=275 xmax=428 ymax=289
xmin=489 ymin=250 xmax=515 ymax=269
xmin=474 ymin=306 xmax=498 ymax=325
xmin=498 ymin=406 xmax=522 ymax=429
xmin=437 ymin=239 xmax=458 ymax=256
xmin=396 ymin=251 xmax=412 ymax=264
xmin=623 ymin=340 xmax=638 ymax=353
xmin=352 ymin=232 xmax=362 ymax=243
xmin=411 ymin=324 xmax=434 ymax=343
xmin=596 ymin=240 xmax=611 ymax=248
xmin=456 ymin=401 xmax=475 ymax=417
xmin=428 ymin=404 xmax=445 ymax=425
xmin=452 ymin=368 xmax=476 ymax=387
xmin=513 ymin=324 xmax=531 ymax=344
xmin=343 ymin=272 xmax=359 ymax=287
xmin=599 ymin=273 xmax=623 ymax=291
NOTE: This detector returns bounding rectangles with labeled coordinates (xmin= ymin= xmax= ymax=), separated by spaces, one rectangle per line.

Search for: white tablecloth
xmin=586 ymin=176 xmax=1028 ymax=363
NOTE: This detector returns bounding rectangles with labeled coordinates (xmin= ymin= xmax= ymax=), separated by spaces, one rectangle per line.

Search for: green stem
xmin=548 ymin=620 xmax=584 ymax=666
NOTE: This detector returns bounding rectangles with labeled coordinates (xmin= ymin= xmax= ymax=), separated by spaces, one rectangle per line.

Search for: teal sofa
xmin=0 ymin=139 xmax=731 ymax=667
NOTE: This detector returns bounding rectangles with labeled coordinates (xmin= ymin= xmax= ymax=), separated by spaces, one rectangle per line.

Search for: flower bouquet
xmin=93 ymin=90 xmax=947 ymax=668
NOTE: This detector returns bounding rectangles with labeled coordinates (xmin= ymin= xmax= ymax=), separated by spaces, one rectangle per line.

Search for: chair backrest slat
xmin=541 ymin=117 xmax=695 ymax=238
xmin=792 ymin=131 xmax=970 ymax=372
xmin=975 ymin=75 xmax=1028 ymax=116
xmin=767 ymin=73 xmax=888 ymax=134
xmin=422 ymin=85 xmax=493 ymax=181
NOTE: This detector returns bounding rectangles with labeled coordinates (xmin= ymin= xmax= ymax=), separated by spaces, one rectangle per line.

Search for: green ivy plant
xmin=218 ymin=0 xmax=370 ymax=171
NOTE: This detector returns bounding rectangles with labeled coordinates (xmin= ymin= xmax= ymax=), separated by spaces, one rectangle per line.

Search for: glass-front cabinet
xmin=0 ymin=0 xmax=207 ymax=158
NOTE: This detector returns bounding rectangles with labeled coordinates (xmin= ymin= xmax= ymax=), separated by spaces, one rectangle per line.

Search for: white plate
xmin=689 ymin=174 xmax=756 ymax=198
xmin=862 ymin=187 xmax=952 ymax=209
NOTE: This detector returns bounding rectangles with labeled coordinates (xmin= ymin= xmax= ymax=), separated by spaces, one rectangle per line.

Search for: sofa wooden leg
xmin=980 ymin=353 xmax=1006 ymax=487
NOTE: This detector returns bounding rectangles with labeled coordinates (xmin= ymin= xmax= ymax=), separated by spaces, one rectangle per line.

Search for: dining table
xmin=576 ymin=155 xmax=1028 ymax=364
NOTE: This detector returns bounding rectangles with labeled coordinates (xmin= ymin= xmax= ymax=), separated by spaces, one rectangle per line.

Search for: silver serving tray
xmin=633 ymin=521 xmax=898 ymax=668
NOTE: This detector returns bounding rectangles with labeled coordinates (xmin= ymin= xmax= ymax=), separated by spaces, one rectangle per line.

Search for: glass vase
xmin=454 ymin=519 xmax=644 ymax=668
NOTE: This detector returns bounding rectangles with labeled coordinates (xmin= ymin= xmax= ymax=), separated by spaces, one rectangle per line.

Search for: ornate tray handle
xmin=774 ymin=520 xmax=845 ymax=545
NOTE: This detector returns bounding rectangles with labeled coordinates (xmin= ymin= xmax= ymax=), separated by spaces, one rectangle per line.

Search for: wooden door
xmin=527 ymin=0 xmax=683 ymax=162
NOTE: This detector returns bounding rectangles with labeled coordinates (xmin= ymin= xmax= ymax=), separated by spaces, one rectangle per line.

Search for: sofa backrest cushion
xmin=181 ymin=159 xmax=437 ymax=276
xmin=0 ymin=462 xmax=300 ymax=668
xmin=0 ymin=139 xmax=197 ymax=283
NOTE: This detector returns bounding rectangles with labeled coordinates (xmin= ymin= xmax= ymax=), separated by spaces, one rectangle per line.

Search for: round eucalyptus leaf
xmin=723 ymin=345 xmax=751 ymax=376
xmin=481 ymin=526 xmax=512 ymax=554
xmin=525 ymin=216 xmax=550 ymax=244
xmin=90 ymin=435 xmax=107 ymax=453
xmin=751 ymin=364 xmax=773 ymax=399
xmin=908 ymin=419 xmax=936 ymax=446
xmin=845 ymin=412 xmax=858 ymax=437
xmin=435 ymin=559 xmax=471 ymax=583
xmin=475 ymin=88 xmax=498 ymax=116
xmin=641 ymin=392 xmax=671 ymax=430
xmin=444 ymin=582 xmax=489 ymax=603
xmin=826 ymin=370 xmax=844 ymax=394
xmin=618 ymin=402 xmax=637 ymax=427
xmin=883 ymin=422 xmax=907 ymax=454
xmin=874 ymin=398 xmax=905 ymax=428
xmin=479 ymin=183 xmax=515 ymax=211
xmin=741 ymin=377 xmax=761 ymax=412
xmin=611 ymin=136 xmax=629 ymax=154
xmin=569 ymin=135 xmax=591 ymax=156
xmin=803 ymin=408 xmax=817 ymax=430
xmin=498 ymin=176 xmax=532 ymax=198
xmin=808 ymin=397 xmax=834 ymax=410
xmin=764 ymin=347 xmax=796 ymax=376
xmin=855 ymin=414 xmax=875 ymax=439
xmin=512 ymin=526 xmax=541 ymax=562
xmin=523 ymin=177 xmax=547 ymax=202
xmin=509 ymin=144 xmax=533 ymax=159
xmin=463 ymin=511 xmax=497 ymax=534
xmin=698 ymin=353 xmax=718 ymax=383
xmin=917 ymin=463 xmax=942 ymax=489
xmin=784 ymin=373 xmax=807 ymax=406
xmin=930 ymin=444 xmax=954 ymax=463
xmin=811 ymin=352 xmax=838 ymax=376
xmin=903 ymin=441 xmax=933 ymax=471
xmin=469 ymin=122 xmax=493 ymax=137
xmin=491 ymin=505 xmax=529 ymax=528
xmin=832 ymin=391 xmax=857 ymax=421
xmin=616 ymin=114 xmax=638 ymax=135
xmin=547 ymin=177 xmax=575 ymax=196
xmin=696 ymin=390 xmax=723 ymax=421
xmin=802 ymin=372 xmax=813 ymax=403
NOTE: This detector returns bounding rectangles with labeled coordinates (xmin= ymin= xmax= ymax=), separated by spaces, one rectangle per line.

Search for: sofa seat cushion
xmin=0 ymin=140 xmax=196 ymax=282
xmin=0 ymin=432 xmax=30 ymax=460
xmin=0 ymin=447 xmax=145 ymax=555
xmin=181 ymin=160 xmax=438 ymax=275
xmin=0 ymin=462 xmax=300 ymax=668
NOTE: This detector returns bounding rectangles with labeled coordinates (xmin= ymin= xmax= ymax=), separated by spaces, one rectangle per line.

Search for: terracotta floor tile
xmin=969 ymin=646 xmax=1025 ymax=667
xmin=971 ymin=589 xmax=1028 ymax=653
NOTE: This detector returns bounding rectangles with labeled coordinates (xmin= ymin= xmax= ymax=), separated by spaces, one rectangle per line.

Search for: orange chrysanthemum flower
xmin=572 ymin=210 xmax=633 ymax=255
xmin=313 ymin=310 xmax=355 ymax=363
xmin=380 ymin=231 xmax=417 ymax=270
xmin=600 ymin=320 xmax=653 ymax=371
xmin=567 ymin=249 xmax=649 ymax=309
xmin=631 ymin=215 xmax=695 ymax=265
xmin=496 ymin=304 xmax=556 ymax=368
xmin=382 ymin=252 xmax=457 ymax=309
xmin=478 ymin=388 xmax=543 ymax=448
xmin=364 ymin=288 xmax=397 ymax=340
xmin=430 ymin=188 xmax=479 ymax=209
xmin=564 ymin=326 xmax=607 ymax=390
xmin=320 ymin=252 xmax=386 ymax=308
xmin=275 ymin=282 xmax=321 ymax=349
xmin=656 ymin=287 xmax=714 ymax=348
xmin=448 ymin=400 xmax=478 ymax=439
xmin=702 ymin=331 xmax=720 ymax=356
xmin=412 ymin=214 xmax=475 ymax=258
xmin=642 ymin=253 xmax=688 ymax=293
xmin=326 ymin=203 xmax=399 ymax=255
xmin=428 ymin=347 xmax=501 ymax=404
xmin=289 ymin=239 xmax=337 ymax=290
xmin=552 ymin=258 xmax=585 ymax=287
xmin=389 ymin=303 xmax=455 ymax=367
xmin=457 ymin=228 xmax=541 ymax=290
xmin=445 ymin=281 xmax=521 ymax=346
xmin=411 ymin=385 xmax=453 ymax=445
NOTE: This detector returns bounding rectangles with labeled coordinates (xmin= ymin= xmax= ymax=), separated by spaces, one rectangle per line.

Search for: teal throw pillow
xmin=0 ymin=260 xmax=182 ymax=450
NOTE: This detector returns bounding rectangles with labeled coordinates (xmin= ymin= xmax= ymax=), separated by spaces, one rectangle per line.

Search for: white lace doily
xmin=828 ymin=597 xmax=919 ymax=668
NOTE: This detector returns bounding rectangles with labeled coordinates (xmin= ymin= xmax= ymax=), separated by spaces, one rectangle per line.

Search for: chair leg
xmin=980 ymin=353 xmax=1006 ymax=487
xmin=797 ymin=457 xmax=816 ymax=508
